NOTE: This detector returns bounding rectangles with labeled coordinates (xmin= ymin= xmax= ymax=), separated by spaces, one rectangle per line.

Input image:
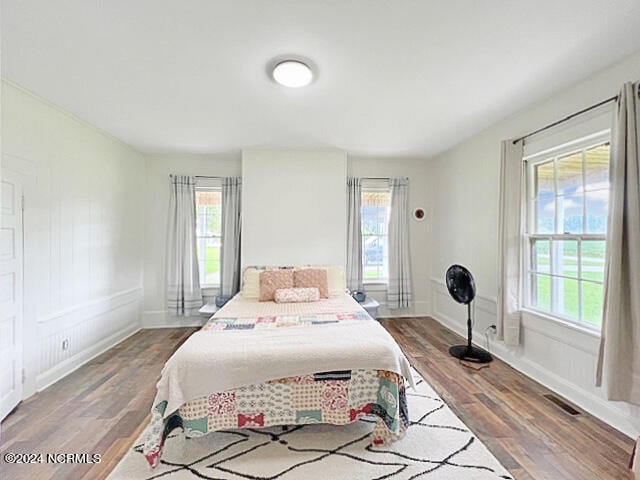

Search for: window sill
xmin=201 ymin=286 xmax=219 ymax=295
xmin=363 ymin=282 xmax=388 ymax=293
xmin=521 ymin=307 xmax=601 ymax=339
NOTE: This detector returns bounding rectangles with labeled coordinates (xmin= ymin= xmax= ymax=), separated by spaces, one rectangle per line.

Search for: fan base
xmin=449 ymin=345 xmax=493 ymax=364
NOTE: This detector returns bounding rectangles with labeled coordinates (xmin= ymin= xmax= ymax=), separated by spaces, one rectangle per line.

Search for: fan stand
xmin=448 ymin=303 xmax=493 ymax=364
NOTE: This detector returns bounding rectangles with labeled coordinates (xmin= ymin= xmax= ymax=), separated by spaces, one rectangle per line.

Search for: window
xmin=361 ymin=183 xmax=391 ymax=283
xmin=196 ymin=188 xmax=222 ymax=287
xmin=524 ymin=134 xmax=610 ymax=329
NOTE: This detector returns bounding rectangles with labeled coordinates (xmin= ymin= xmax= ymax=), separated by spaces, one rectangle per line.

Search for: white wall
xmin=1 ymin=82 xmax=146 ymax=395
xmin=142 ymin=153 xmax=241 ymax=327
xmin=429 ymin=51 xmax=640 ymax=438
xmin=242 ymin=149 xmax=347 ymax=268
xmin=348 ymin=156 xmax=432 ymax=318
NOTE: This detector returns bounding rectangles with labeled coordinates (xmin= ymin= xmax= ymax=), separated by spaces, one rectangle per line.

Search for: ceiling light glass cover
xmin=272 ymin=60 xmax=313 ymax=88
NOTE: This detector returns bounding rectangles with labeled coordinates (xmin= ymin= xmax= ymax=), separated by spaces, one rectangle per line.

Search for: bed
xmin=141 ymin=270 xmax=413 ymax=468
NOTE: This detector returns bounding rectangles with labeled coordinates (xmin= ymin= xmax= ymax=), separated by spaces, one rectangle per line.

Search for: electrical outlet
xmin=62 ymin=339 xmax=69 ymax=351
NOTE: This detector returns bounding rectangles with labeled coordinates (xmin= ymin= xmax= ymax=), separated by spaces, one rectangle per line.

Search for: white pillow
xmin=325 ymin=265 xmax=347 ymax=296
xmin=242 ymin=267 xmax=261 ymax=298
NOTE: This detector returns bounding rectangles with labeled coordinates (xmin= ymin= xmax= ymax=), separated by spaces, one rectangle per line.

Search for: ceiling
xmin=3 ymin=1 xmax=640 ymax=157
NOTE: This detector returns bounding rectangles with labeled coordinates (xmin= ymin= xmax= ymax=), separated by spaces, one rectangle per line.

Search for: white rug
xmin=108 ymin=369 xmax=512 ymax=479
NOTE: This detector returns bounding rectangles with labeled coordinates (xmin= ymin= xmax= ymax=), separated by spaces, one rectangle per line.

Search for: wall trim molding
xmin=429 ymin=278 xmax=639 ymax=439
xmin=37 ymin=288 xmax=142 ymax=336
xmin=36 ymin=323 xmax=140 ymax=392
xmin=430 ymin=276 xmax=497 ymax=304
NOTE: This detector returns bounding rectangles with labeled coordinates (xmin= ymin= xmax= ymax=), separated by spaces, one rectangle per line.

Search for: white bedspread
xmin=155 ymin=294 xmax=413 ymax=417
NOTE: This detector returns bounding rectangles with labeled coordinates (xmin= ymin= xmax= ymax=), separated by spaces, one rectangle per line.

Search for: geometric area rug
xmin=107 ymin=368 xmax=513 ymax=480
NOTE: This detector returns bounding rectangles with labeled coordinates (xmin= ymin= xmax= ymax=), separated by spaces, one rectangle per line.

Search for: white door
xmin=0 ymin=169 xmax=24 ymax=420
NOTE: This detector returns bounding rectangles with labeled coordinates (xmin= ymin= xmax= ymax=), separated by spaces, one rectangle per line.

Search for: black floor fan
xmin=445 ymin=265 xmax=493 ymax=364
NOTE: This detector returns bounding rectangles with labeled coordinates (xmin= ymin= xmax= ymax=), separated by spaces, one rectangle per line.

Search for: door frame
xmin=2 ymin=154 xmax=37 ymax=407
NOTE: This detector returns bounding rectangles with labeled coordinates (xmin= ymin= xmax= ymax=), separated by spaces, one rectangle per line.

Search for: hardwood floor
xmin=0 ymin=327 xmax=197 ymax=480
xmin=381 ymin=318 xmax=634 ymax=480
xmin=0 ymin=318 xmax=634 ymax=480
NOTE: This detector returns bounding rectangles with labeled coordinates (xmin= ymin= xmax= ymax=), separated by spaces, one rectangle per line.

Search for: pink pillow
xmin=259 ymin=269 xmax=294 ymax=302
xmin=294 ymin=269 xmax=329 ymax=298
xmin=274 ymin=287 xmax=320 ymax=303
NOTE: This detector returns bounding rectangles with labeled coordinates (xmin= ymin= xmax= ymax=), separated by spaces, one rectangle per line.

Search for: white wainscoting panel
xmin=36 ymin=289 xmax=143 ymax=391
xmin=3 ymin=83 xmax=146 ymax=399
xmin=430 ymin=278 xmax=640 ymax=439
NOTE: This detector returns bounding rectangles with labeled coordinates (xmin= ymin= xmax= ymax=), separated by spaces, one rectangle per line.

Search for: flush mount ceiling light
xmin=272 ymin=60 xmax=313 ymax=88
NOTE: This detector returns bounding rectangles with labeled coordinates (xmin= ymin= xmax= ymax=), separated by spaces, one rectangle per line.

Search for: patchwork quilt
xmin=142 ymin=298 xmax=412 ymax=469
xmin=142 ymin=368 xmax=408 ymax=468
xmin=200 ymin=310 xmax=372 ymax=331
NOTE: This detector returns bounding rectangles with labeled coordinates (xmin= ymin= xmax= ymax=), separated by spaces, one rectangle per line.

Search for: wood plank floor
xmin=381 ymin=318 xmax=634 ymax=480
xmin=0 ymin=318 xmax=634 ymax=480
xmin=0 ymin=328 xmax=197 ymax=480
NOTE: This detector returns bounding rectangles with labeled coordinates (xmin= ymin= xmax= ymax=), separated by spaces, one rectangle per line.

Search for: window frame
xmin=361 ymin=181 xmax=391 ymax=286
xmin=522 ymin=131 xmax=610 ymax=332
xmin=195 ymin=185 xmax=223 ymax=289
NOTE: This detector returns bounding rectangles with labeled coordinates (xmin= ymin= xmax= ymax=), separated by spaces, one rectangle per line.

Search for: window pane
xmin=556 ymin=151 xmax=583 ymax=196
xmin=532 ymin=239 xmax=550 ymax=273
xmin=532 ymin=274 xmax=551 ymax=311
xmin=526 ymin=139 xmax=609 ymax=328
xmin=585 ymin=190 xmax=608 ymax=234
xmin=198 ymin=237 xmax=206 ymax=283
xmin=553 ymin=277 xmax=579 ymax=320
xmin=196 ymin=191 xmax=222 ymax=236
xmin=363 ymin=236 xmax=382 ymax=266
xmin=582 ymin=281 xmax=603 ymax=327
xmin=362 ymin=205 xmax=383 ymax=235
xmin=196 ymin=189 xmax=222 ymax=286
xmin=204 ymin=238 xmax=221 ymax=286
xmin=363 ymin=235 xmax=387 ymax=281
xmin=361 ymin=190 xmax=390 ymax=282
xmin=534 ymin=161 xmax=555 ymax=197
xmin=581 ymin=240 xmax=605 ymax=283
xmin=552 ymin=240 xmax=578 ymax=278
xmin=535 ymin=198 xmax=555 ymax=233
xmin=558 ymin=194 xmax=583 ymax=233
xmin=584 ymin=143 xmax=610 ymax=189
xmin=379 ymin=206 xmax=389 ymax=235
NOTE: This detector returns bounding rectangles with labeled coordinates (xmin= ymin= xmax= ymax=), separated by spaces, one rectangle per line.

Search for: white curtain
xmin=387 ymin=177 xmax=412 ymax=309
xmin=596 ymin=82 xmax=640 ymax=404
xmin=497 ymin=139 xmax=524 ymax=346
xmin=346 ymin=177 xmax=363 ymax=292
xmin=166 ymin=175 xmax=202 ymax=316
xmin=220 ymin=177 xmax=242 ymax=297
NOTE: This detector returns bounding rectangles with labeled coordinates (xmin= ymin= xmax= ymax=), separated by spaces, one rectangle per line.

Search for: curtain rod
xmin=361 ymin=177 xmax=389 ymax=180
xmin=168 ymin=175 xmax=223 ymax=179
xmin=512 ymin=95 xmax=618 ymax=145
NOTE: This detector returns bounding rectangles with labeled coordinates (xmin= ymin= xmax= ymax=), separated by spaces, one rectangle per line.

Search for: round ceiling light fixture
xmin=272 ymin=60 xmax=313 ymax=88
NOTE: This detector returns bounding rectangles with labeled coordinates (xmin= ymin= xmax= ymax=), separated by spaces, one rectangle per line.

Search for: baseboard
xmin=142 ymin=310 xmax=207 ymax=329
xmin=376 ymin=300 xmax=430 ymax=318
xmin=430 ymin=310 xmax=639 ymax=439
xmin=36 ymin=324 xmax=141 ymax=392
